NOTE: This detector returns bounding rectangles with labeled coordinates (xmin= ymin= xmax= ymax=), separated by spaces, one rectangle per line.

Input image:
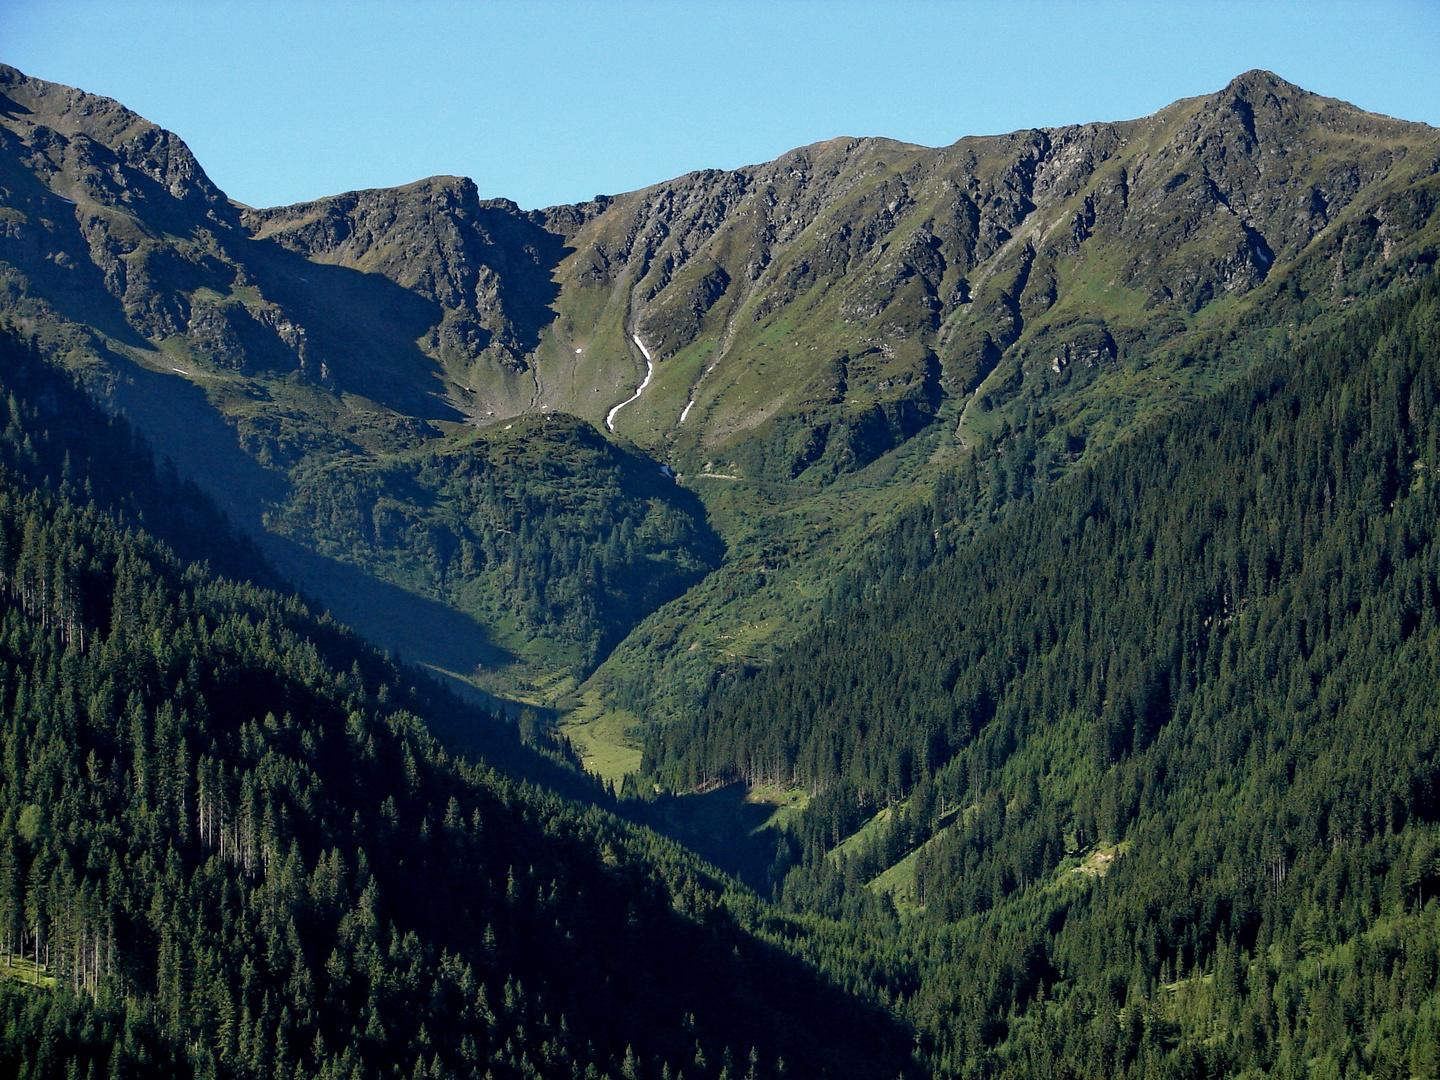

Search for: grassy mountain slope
xmin=574 ymin=70 xmax=1440 ymax=727
xmin=540 ymin=72 xmax=1440 ymax=471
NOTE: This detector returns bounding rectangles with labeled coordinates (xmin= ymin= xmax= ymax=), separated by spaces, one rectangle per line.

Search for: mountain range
xmin=3 ymin=63 xmax=1437 ymax=717
xmin=2 ymin=61 xmax=1440 ymax=1079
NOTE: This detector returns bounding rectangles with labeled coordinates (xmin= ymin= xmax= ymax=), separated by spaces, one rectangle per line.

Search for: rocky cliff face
xmin=0 ymin=63 xmax=308 ymax=369
xmin=241 ymin=178 xmax=568 ymax=379
xmin=531 ymin=70 xmax=1438 ymax=478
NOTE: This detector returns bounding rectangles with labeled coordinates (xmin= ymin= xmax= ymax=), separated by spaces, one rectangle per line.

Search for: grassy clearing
xmin=558 ymin=690 xmax=645 ymax=783
xmin=1071 ymin=840 xmax=1131 ymax=878
xmin=868 ymin=844 xmax=926 ymax=912
xmin=862 ymin=808 xmax=962 ymax=912
xmin=830 ymin=806 xmax=897 ymax=862
xmin=586 ymin=417 xmax=955 ymax=727
xmin=744 ymin=784 xmax=810 ymax=832
xmin=0 ymin=955 xmax=55 ymax=990
xmin=866 ymin=834 xmax=1131 ymax=916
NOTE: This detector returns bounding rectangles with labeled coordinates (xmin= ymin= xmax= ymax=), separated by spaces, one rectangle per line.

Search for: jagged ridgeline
xmin=646 ymin=273 xmax=1440 ymax=1076
xmin=0 ymin=60 xmax=728 ymax=696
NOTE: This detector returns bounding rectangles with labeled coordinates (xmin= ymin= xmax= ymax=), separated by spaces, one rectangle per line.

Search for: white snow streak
xmin=605 ymin=335 xmax=655 ymax=431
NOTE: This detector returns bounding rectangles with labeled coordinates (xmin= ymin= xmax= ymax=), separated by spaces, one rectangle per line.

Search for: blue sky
xmin=4 ymin=1 xmax=1437 ymax=210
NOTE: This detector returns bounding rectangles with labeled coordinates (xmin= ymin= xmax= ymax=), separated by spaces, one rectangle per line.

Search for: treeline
xmin=647 ymin=270 xmax=1440 ymax=1075
xmin=0 ymin=329 xmax=922 ymax=1079
xmin=272 ymin=414 xmax=722 ymax=671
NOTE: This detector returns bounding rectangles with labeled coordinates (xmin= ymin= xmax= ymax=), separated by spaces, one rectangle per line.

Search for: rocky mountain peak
xmin=240 ymin=173 xmax=565 ymax=377
xmin=1222 ymin=68 xmax=1302 ymax=99
xmin=1193 ymin=66 xmax=1432 ymax=142
xmin=0 ymin=63 xmax=231 ymax=217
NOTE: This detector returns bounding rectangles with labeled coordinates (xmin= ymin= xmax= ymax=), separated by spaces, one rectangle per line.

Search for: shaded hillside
xmin=0 ymin=64 xmax=726 ymax=695
xmin=271 ymin=411 xmax=722 ymax=681
xmin=0 ymin=327 xmax=923 ymax=1079
xmin=241 ymin=176 xmax=573 ymax=408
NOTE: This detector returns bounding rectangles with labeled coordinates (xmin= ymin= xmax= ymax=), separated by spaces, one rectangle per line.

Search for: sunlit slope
xmin=645 ymin=271 xmax=1440 ymax=1077
xmin=527 ymin=70 xmax=1440 ymax=481
xmin=552 ymin=70 xmax=1440 ymax=721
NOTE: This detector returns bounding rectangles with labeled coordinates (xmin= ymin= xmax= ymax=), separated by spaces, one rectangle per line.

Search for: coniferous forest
xmin=647 ymin=272 xmax=1440 ymax=1077
xmin=8 ymin=264 xmax=1440 ymax=1080
xmin=0 ymin=330 xmax=920 ymax=1079
xmin=3 ymin=57 xmax=1440 ymax=1080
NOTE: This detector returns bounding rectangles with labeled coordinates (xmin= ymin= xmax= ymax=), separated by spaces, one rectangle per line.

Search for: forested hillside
xmin=7 ymin=54 xmax=1440 ymax=1079
xmin=271 ymin=413 xmax=721 ymax=678
xmin=647 ymin=271 xmax=1440 ymax=1077
xmin=0 ymin=328 xmax=921 ymax=1079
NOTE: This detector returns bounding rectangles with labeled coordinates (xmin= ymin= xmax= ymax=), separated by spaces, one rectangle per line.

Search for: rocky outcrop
xmin=0 ymin=63 xmax=305 ymax=371
xmin=242 ymin=178 xmax=565 ymax=374
xmin=537 ymin=71 xmax=1437 ymax=475
xmin=0 ymin=64 xmax=233 ymax=222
